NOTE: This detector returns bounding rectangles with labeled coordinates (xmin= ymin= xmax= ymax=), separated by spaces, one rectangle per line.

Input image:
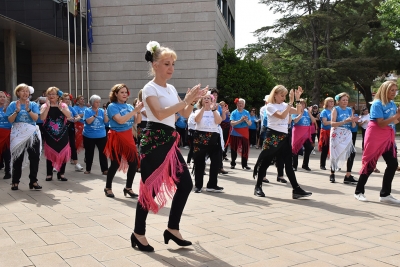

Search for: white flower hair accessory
xmin=145 ymin=41 xmax=160 ymax=62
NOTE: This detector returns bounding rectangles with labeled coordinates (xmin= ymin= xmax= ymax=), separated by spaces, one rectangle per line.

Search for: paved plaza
xmin=1 ymin=137 xmax=400 ymax=267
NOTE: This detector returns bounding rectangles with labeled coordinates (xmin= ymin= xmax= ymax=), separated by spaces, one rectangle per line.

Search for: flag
xmin=68 ymin=0 xmax=79 ymax=16
xmin=87 ymin=0 xmax=93 ymax=51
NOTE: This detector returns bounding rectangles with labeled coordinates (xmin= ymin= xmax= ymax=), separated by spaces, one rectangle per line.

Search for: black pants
xmin=292 ymin=139 xmax=313 ymax=168
xmin=186 ymin=131 xmax=194 ymax=164
xmin=134 ymin=152 xmax=192 ymax=235
xmin=176 ymin=127 xmax=187 ymax=147
xmin=83 ymin=136 xmax=108 ymax=172
xmin=194 ymin=144 xmax=221 ymax=189
xmin=276 ymin=155 xmax=284 ymax=177
xmin=231 ymin=150 xmax=248 ymax=168
xmin=256 ymin=131 xmax=299 ymax=189
xmin=222 ymin=127 xmax=230 ymax=158
xmin=46 ymin=160 xmax=66 ymax=176
xmin=355 ymin=147 xmax=398 ymax=197
xmin=249 ymin=129 xmax=257 ymax=146
xmin=12 ymin=139 xmax=40 ymax=184
xmin=1 ymin=148 xmax=11 ymax=174
xmin=68 ymin=125 xmax=78 ymax=161
xmin=361 ymin=128 xmax=366 ymax=150
xmin=106 ymin=152 xmax=137 ymax=189
xmin=320 ymin=142 xmax=329 ymax=168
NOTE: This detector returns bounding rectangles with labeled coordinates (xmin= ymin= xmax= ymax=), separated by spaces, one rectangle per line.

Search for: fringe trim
xmin=330 ymin=138 xmax=355 ymax=171
xmin=44 ymin=143 xmax=71 ymax=171
xmin=292 ymin=126 xmax=312 ymax=154
xmin=318 ymin=129 xmax=330 ymax=152
xmin=75 ymin=122 xmax=84 ymax=152
xmin=138 ymin=139 xmax=183 ymax=214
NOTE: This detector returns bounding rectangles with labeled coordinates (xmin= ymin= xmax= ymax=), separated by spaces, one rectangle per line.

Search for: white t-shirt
xmin=359 ymin=114 xmax=370 ymax=129
xmin=260 ymin=104 xmax=267 ymax=127
xmin=266 ymin=103 xmax=289 ymax=133
xmin=194 ymin=110 xmax=219 ymax=133
xmin=187 ymin=112 xmax=196 ymax=130
xmin=140 ymin=107 xmax=147 ymax=121
xmin=142 ymin=81 xmax=180 ymax=128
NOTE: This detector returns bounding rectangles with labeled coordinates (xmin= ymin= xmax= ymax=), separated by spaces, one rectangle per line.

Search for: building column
xmin=4 ymin=29 xmax=17 ymax=99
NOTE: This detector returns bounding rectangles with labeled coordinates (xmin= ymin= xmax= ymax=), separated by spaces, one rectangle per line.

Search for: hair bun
xmin=145 ymin=51 xmax=153 ymax=62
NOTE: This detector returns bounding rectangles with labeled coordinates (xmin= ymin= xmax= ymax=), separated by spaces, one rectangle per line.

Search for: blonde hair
xmin=150 ymin=46 xmax=177 ymax=76
xmin=375 ymin=81 xmax=398 ymax=105
xmin=14 ymin=83 xmax=29 ymax=97
xmin=323 ymin=97 xmax=334 ymax=108
xmin=46 ymin=86 xmax=59 ymax=97
xmin=268 ymin=85 xmax=288 ymax=104
xmin=335 ymin=92 xmax=349 ymax=104
xmin=138 ymin=89 xmax=143 ymax=102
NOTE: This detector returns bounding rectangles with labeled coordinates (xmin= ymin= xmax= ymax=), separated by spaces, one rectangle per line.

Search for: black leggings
xmin=12 ymin=139 xmax=40 ymax=184
xmin=320 ymin=142 xmax=329 ymax=168
xmin=193 ymin=144 xmax=221 ymax=189
xmin=292 ymin=139 xmax=313 ymax=168
xmin=83 ymin=136 xmax=108 ymax=172
xmin=134 ymin=151 xmax=192 ymax=235
xmin=1 ymin=148 xmax=11 ymax=174
xmin=68 ymin=124 xmax=78 ymax=161
xmin=106 ymin=151 xmax=137 ymax=189
xmin=331 ymin=132 xmax=356 ymax=174
xmin=46 ymin=161 xmax=66 ymax=176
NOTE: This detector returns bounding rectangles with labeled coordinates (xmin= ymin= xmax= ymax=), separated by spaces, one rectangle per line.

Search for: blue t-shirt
xmin=370 ymin=99 xmax=397 ymax=131
xmin=334 ymin=106 xmax=352 ymax=130
xmin=230 ymin=109 xmax=250 ymax=136
xmin=249 ymin=115 xmax=258 ymax=130
xmin=320 ymin=109 xmax=331 ymax=130
xmin=83 ymin=108 xmax=106 ymax=138
xmin=0 ymin=107 xmax=12 ymax=129
xmin=292 ymin=109 xmax=311 ymax=126
xmin=107 ymin=103 xmax=135 ymax=132
xmin=5 ymin=101 xmax=40 ymax=126
xmin=73 ymin=105 xmax=87 ymax=123
xmin=68 ymin=106 xmax=78 ymax=117
xmin=262 ymin=110 xmax=268 ymax=128
xmin=175 ymin=113 xmax=187 ymax=129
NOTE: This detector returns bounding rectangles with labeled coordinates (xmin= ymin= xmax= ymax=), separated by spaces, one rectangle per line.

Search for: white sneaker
xmin=354 ymin=193 xmax=367 ymax=202
xmin=205 ymin=158 xmax=211 ymax=164
xmin=53 ymin=168 xmax=57 ymax=172
xmin=183 ymin=146 xmax=190 ymax=150
xmin=250 ymin=145 xmax=253 ymax=148
xmin=379 ymin=195 xmax=400 ymax=204
xmin=75 ymin=163 xmax=83 ymax=172
xmin=312 ymin=149 xmax=316 ymax=155
xmin=187 ymin=163 xmax=191 ymax=169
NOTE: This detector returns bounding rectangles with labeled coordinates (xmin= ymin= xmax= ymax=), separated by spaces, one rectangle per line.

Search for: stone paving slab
xmin=1 ymin=137 xmax=400 ymax=266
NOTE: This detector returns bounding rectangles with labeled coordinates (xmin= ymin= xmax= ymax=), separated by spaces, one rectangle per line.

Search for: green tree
xmin=240 ymin=0 xmax=400 ymax=106
xmin=377 ymin=0 xmax=400 ymax=42
xmin=217 ymin=45 xmax=275 ymax=110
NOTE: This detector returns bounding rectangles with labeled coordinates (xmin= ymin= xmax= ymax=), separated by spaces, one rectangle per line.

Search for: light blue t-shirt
xmin=73 ymin=105 xmax=87 ymax=123
xmin=320 ymin=109 xmax=331 ymax=130
xmin=249 ymin=115 xmax=258 ymax=130
xmin=292 ymin=109 xmax=311 ymax=126
xmin=370 ymin=99 xmax=397 ymax=131
xmin=83 ymin=108 xmax=106 ymax=138
xmin=5 ymin=101 xmax=40 ymax=126
xmin=0 ymin=107 xmax=12 ymax=129
xmin=175 ymin=113 xmax=187 ymax=129
xmin=230 ymin=109 xmax=250 ymax=136
xmin=68 ymin=106 xmax=78 ymax=117
xmin=262 ymin=110 xmax=268 ymax=128
xmin=334 ymin=106 xmax=352 ymax=130
xmin=107 ymin=103 xmax=135 ymax=132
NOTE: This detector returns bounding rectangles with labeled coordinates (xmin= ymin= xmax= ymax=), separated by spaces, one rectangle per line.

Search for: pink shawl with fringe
xmin=292 ymin=125 xmax=312 ymax=154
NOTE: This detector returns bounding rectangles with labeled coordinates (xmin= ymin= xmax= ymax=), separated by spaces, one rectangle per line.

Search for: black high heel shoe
xmin=45 ymin=175 xmax=53 ymax=181
xmin=131 ymin=233 xmax=154 ymax=252
xmin=57 ymin=173 xmax=68 ymax=181
xmin=29 ymin=182 xmax=42 ymax=190
xmin=123 ymin=188 xmax=138 ymax=198
xmin=104 ymin=188 xmax=115 ymax=198
xmin=163 ymin=230 xmax=192 ymax=246
xmin=242 ymin=166 xmax=251 ymax=170
xmin=11 ymin=183 xmax=19 ymax=190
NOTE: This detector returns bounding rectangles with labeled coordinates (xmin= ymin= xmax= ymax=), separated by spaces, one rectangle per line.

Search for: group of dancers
xmin=0 ymin=40 xmax=399 ymax=253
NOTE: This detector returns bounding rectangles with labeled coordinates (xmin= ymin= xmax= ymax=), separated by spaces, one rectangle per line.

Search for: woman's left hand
xmin=295 ymin=86 xmax=303 ymax=99
xmin=134 ymin=101 xmax=144 ymax=113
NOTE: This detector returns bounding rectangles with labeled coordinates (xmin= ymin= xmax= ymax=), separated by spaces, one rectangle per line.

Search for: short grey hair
xmin=89 ymin=94 xmax=101 ymax=105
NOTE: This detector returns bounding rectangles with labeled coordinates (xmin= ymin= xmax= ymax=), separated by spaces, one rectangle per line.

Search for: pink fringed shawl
xmin=292 ymin=125 xmax=312 ymax=154
xmin=139 ymin=127 xmax=185 ymax=214
xmin=360 ymin=121 xmax=395 ymax=174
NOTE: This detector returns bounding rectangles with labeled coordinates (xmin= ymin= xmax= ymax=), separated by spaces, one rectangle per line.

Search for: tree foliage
xmin=217 ymin=45 xmax=275 ymax=110
xmin=377 ymin=0 xmax=400 ymax=42
xmin=240 ymin=0 xmax=400 ymax=106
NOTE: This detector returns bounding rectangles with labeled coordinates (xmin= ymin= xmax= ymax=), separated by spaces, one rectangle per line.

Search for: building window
xmin=222 ymin=0 xmax=227 ymax=21
xmin=217 ymin=0 xmax=221 ymax=10
xmin=230 ymin=16 xmax=235 ymax=37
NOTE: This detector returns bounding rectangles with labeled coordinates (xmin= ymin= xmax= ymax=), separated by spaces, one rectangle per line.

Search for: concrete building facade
xmin=1 ymin=0 xmax=235 ymax=101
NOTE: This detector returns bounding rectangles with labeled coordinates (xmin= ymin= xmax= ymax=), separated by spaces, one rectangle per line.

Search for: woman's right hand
xmin=289 ymin=89 xmax=294 ymax=104
xmin=15 ymin=100 xmax=21 ymax=112
xmin=134 ymin=101 xmax=144 ymax=114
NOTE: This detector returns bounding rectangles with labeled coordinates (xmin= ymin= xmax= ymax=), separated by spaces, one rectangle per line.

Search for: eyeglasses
xmin=251 ymin=110 xmax=256 ymax=111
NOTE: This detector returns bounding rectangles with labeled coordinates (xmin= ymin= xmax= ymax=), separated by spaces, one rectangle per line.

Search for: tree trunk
xmin=356 ymin=83 xmax=373 ymax=110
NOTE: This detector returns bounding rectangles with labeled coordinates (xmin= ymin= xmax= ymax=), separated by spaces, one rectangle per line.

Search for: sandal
xmin=84 ymin=171 xmax=90 ymax=174
xmin=45 ymin=176 xmax=53 ymax=181
xmin=102 ymin=171 xmax=108 ymax=175
xmin=373 ymin=168 xmax=380 ymax=173
xmin=11 ymin=183 xmax=19 ymax=190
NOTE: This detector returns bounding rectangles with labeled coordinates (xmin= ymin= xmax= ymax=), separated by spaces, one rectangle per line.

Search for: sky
xmin=235 ymin=0 xmax=280 ymax=49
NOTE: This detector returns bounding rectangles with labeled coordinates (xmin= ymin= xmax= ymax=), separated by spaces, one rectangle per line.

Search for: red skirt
xmin=104 ymin=129 xmax=139 ymax=173
xmin=0 ymin=128 xmax=11 ymax=160
xmin=75 ymin=122 xmax=84 ymax=153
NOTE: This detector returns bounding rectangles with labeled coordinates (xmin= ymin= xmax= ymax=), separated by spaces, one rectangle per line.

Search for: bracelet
xmin=295 ymin=100 xmax=300 ymax=104
xmin=288 ymin=103 xmax=293 ymax=107
xmin=212 ymin=109 xmax=217 ymax=112
xmin=190 ymin=101 xmax=196 ymax=106
xmin=26 ymin=109 xmax=31 ymax=113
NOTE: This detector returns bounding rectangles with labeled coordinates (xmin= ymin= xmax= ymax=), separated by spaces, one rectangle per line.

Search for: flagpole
xmin=74 ymin=15 xmax=78 ymax=98
xmin=80 ymin=1 xmax=84 ymax=96
xmin=67 ymin=0 xmax=71 ymax=94
xmin=86 ymin=0 xmax=90 ymax=101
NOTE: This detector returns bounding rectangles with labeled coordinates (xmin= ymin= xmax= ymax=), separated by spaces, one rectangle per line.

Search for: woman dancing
xmin=6 ymin=84 xmax=41 ymax=190
xmin=354 ymin=81 xmax=400 ymax=203
xmin=253 ymin=85 xmax=312 ymax=199
xmin=318 ymin=97 xmax=334 ymax=170
xmin=104 ymin=84 xmax=142 ymax=198
xmin=40 ymin=87 xmax=71 ymax=182
xmin=0 ymin=91 xmax=12 ymax=179
xmin=132 ymin=41 xmax=206 ymax=252
xmin=329 ymin=93 xmax=359 ymax=184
